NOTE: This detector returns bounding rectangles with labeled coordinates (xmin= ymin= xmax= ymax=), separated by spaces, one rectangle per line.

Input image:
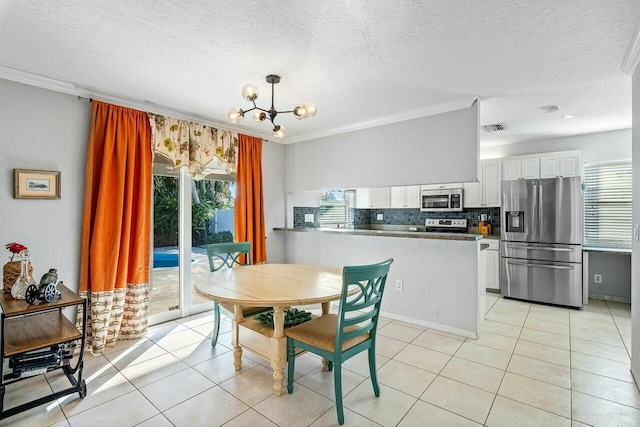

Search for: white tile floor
xmin=2 ymin=294 xmax=638 ymax=426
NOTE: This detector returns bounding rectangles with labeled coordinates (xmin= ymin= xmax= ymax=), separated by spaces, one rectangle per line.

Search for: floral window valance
xmin=148 ymin=113 xmax=238 ymax=175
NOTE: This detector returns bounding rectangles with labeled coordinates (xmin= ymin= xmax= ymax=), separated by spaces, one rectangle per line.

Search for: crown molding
xmin=0 ymin=64 xmax=272 ymax=140
xmin=0 ymin=65 xmax=477 ymax=145
xmin=285 ymin=98 xmax=476 ymax=144
xmin=621 ymin=25 xmax=640 ymax=75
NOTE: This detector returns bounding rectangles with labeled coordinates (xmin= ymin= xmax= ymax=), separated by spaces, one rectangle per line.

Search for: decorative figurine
xmin=11 ymin=249 xmax=36 ymax=300
xmin=25 ymin=268 xmax=62 ymax=304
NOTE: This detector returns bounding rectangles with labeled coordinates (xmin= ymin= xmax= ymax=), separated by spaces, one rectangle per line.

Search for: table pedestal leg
xmin=321 ymin=302 xmax=330 ymax=370
xmin=271 ymin=306 xmax=286 ymax=395
xmin=232 ymin=305 xmax=243 ymax=371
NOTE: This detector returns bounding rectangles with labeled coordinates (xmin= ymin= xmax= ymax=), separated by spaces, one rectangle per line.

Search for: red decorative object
xmin=5 ymin=242 xmax=28 ymax=262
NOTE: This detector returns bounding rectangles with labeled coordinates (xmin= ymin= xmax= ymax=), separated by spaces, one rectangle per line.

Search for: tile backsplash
xmin=293 ymin=206 xmax=501 ymax=228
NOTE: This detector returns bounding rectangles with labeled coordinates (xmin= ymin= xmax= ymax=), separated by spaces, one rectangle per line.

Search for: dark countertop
xmin=273 ymin=227 xmax=484 ymax=242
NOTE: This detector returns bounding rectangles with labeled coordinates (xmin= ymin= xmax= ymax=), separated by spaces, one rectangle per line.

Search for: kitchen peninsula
xmin=274 ymin=227 xmax=487 ymax=338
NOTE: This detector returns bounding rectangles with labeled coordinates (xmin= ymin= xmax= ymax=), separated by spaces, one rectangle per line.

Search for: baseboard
xmin=379 ymin=310 xmax=477 ymax=339
xmin=588 ymin=294 xmax=631 ymax=304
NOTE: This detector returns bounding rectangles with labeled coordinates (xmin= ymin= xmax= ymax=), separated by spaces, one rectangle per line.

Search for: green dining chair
xmin=286 ymin=258 xmax=394 ymax=425
xmin=203 ymin=242 xmax=270 ymax=347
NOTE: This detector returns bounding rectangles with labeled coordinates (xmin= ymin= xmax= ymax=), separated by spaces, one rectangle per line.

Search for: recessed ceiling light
xmin=542 ymin=105 xmax=560 ymax=113
xmin=561 ymin=115 xmax=575 ymax=119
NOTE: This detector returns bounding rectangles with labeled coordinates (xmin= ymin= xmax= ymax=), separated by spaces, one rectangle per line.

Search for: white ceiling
xmin=0 ymin=0 xmax=639 ymax=146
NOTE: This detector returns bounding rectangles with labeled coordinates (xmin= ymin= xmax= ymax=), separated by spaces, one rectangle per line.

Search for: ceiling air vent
xmin=482 ymin=123 xmax=505 ymax=133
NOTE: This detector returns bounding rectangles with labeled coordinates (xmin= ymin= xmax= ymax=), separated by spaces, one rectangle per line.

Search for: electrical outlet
xmin=308 ymin=213 xmax=314 ymax=223
xmin=395 ymin=280 xmax=403 ymax=291
xmin=594 ymin=274 xmax=602 ymax=283
xmin=377 ymin=213 xmax=383 ymax=221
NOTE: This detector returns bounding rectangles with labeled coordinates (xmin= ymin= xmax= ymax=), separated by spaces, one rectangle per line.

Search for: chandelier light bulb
xmin=242 ymin=83 xmax=259 ymax=101
xmin=293 ymin=104 xmax=307 ymax=120
xmin=228 ymin=74 xmax=315 ymax=133
xmin=227 ymin=107 xmax=244 ymax=123
xmin=303 ymin=102 xmax=317 ymax=118
xmin=273 ymin=125 xmax=286 ymax=138
xmin=253 ymin=111 xmax=267 ymax=122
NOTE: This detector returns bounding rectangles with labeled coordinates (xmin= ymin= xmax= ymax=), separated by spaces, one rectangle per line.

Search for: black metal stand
xmin=0 ymin=293 xmax=87 ymax=420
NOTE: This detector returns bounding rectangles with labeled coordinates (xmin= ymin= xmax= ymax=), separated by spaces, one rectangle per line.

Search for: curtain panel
xmin=148 ymin=114 xmax=238 ymax=175
xmin=234 ymin=134 xmax=267 ymax=263
xmin=78 ymin=101 xmax=153 ymax=354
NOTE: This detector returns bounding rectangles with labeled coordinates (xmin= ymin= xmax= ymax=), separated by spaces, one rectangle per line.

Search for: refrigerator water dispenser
xmin=506 ymin=211 xmax=524 ymax=233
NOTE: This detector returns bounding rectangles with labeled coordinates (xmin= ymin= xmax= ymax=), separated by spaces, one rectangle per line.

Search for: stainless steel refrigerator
xmin=500 ymin=177 xmax=583 ymax=308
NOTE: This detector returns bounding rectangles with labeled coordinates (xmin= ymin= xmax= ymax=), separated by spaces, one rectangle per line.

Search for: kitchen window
xmin=319 ymin=190 xmax=355 ymax=228
xmin=583 ymin=161 xmax=632 ymax=249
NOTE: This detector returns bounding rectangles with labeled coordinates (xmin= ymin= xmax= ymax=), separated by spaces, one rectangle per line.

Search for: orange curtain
xmin=234 ymin=134 xmax=266 ymax=263
xmin=78 ymin=101 xmax=152 ymax=354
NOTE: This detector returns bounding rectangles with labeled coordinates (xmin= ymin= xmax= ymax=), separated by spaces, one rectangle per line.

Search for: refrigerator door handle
xmin=532 ymin=181 xmax=538 ymax=238
xmin=506 ymin=244 xmax=574 ymax=252
xmin=506 ymin=260 xmax=574 ymax=270
xmin=538 ymin=182 xmax=544 ymax=239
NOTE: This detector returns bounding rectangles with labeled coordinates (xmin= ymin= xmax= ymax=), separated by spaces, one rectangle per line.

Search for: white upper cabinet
xmin=391 ymin=186 xmax=420 ymax=208
xmin=559 ymin=152 xmax=581 ymax=176
xmin=405 ymin=185 xmax=421 ymax=208
xmin=370 ymin=187 xmax=391 ymax=208
xmin=391 ymin=187 xmax=405 ymax=208
xmin=502 ymin=159 xmax=522 ymax=181
xmin=539 ymin=156 xmax=559 ymax=178
xmin=355 ymin=188 xmax=371 ymax=208
xmin=482 ymin=160 xmax=502 ymax=206
xmin=464 ymin=159 xmax=501 ymax=207
xmin=522 ymin=158 xmax=540 ymax=179
xmin=502 ymin=151 xmax=581 ymax=180
xmin=463 ymin=181 xmax=482 ymax=207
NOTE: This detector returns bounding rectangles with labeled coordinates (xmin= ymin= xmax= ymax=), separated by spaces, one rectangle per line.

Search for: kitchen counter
xmin=274 ymin=227 xmax=483 ymax=241
xmin=277 ymin=226 xmax=486 ymax=338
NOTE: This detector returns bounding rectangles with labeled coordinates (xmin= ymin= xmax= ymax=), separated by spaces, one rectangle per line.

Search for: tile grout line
xmin=481 ymin=300 xmax=531 ymax=426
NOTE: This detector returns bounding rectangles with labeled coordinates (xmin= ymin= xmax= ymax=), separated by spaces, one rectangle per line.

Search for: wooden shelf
xmin=3 ymin=310 xmax=82 ymax=357
xmin=0 ymin=284 xmax=82 ymax=318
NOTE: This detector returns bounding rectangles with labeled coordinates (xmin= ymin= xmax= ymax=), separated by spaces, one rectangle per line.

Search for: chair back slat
xmin=342 ymin=309 xmax=376 ymax=327
xmin=342 ymin=323 xmax=375 ymax=342
xmin=203 ymin=242 xmax=252 ymax=272
xmin=334 ymin=258 xmax=393 ymax=352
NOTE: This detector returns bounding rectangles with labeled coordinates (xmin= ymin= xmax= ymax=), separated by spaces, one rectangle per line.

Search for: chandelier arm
xmin=277 ymin=110 xmax=295 ymax=114
xmin=242 ymin=106 xmax=257 ymax=114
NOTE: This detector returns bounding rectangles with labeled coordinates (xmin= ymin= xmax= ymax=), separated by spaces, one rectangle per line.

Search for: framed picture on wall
xmin=13 ymin=169 xmax=61 ymax=199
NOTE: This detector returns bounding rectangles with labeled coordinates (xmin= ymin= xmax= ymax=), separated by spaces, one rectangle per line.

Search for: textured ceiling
xmin=0 ymin=0 xmax=639 ymax=145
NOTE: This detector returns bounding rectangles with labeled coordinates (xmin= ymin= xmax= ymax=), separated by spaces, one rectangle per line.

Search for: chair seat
xmin=286 ymin=314 xmax=369 ymax=353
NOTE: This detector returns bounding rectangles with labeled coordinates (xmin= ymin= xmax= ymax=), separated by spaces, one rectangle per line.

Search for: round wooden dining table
xmin=194 ymin=263 xmax=343 ymax=395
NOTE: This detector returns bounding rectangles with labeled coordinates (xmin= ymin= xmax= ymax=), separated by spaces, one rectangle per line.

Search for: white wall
xmin=482 ymin=129 xmax=632 ymax=163
xmin=284 ymin=230 xmax=483 ymax=337
xmin=284 ymin=101 xmax=479 ymax=191
xmin=0 ymin=78 xmax=90 ymax=294
xmin=631 ymin=66 xmax=640 ymax=385
xmin=262 ymin=140 xmax=286 ymax=263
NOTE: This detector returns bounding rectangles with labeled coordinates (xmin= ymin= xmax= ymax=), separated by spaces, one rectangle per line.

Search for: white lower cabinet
xmin=485 ymin=239 xmax=500 ymax=291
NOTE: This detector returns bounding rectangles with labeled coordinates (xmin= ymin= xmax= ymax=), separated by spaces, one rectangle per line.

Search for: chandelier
xmin=227 ymin=74 xmax=316 ymax=138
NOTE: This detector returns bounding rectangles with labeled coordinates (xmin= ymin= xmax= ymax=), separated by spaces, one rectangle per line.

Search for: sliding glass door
xmin=149 ymin=155 xmax=235 ymax=325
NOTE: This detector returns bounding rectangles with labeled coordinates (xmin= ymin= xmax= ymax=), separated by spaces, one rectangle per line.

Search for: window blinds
xmin=318 ymin=190 xmax=355 ymax=227
xmin=583 ymin=161 xmax=632 ymax=249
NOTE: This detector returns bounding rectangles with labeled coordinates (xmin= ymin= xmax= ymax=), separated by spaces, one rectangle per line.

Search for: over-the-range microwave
xmin=420 ymin=187 xmax=464 ymax=212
